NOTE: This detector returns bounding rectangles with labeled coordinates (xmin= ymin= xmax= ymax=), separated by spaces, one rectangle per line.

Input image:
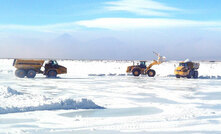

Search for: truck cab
xmin=179 ymin=62 xmax=188 ymax=68
xmin=44 ymin=60 xmax=67 ymax=77
xmin=174 ymin=60 xmax=199 ymax=78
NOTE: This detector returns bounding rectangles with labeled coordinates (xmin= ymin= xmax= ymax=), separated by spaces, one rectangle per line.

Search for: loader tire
xmin=15 ymin=69 xmax=26 ymax=78
xmin=47 ymin=70 xmax=57 ymax=78
xmin=27 ymin=70 xmax=36 ymax=78
xmin=147 ymin=69 xmax=156 ymax=77
xmin=193 ymin=71 xmax=198 ymax=78
xmin=132 ymin=68 xmax=141 ymax=76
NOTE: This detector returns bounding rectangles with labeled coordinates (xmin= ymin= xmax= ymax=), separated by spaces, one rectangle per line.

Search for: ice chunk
xmin=0 ymin=86 xmax=104 ymax=114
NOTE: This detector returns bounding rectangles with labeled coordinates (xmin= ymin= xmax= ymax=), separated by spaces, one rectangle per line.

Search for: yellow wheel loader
xmin=174 ymin=59 xmax=199 ymax=78
xmin=13 ymin=59 xmax=67 ymax=78
xmin=126 ymin=52 xmax=166 ymax=77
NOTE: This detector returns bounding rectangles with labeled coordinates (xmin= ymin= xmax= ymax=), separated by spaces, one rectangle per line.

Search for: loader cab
xmin=139 ymin=61 xmax=146 ymax=68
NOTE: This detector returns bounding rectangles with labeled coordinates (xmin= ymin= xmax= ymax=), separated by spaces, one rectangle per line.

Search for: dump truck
xmin=126 ymin=52 xmax=166 ymax=77
xmin=174 ymin=59 xmax=199 ymax=78
xmin=13 ymin=59 xmax=67 ymax=78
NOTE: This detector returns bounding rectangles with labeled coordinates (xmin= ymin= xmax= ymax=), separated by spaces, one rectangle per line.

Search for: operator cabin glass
xmin=52 ymin=60 xmax=57 ymax=65
xmin=140 ymin=61 xmax=146 ymax=66
xmin=179 ymin=63 xmax=188 ymax=67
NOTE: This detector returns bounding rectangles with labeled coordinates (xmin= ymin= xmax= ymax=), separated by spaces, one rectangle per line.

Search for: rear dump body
xmin=174 ymin=61 xmax=199 ymax=78
xmin=13 ymin=59 xmax=67 ymax=78
xmin=13 ymin=59 xmax=44 ymax=73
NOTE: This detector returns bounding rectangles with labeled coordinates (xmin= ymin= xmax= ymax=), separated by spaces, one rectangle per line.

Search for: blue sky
xmin=0 ymin=0 xmax=221 ymax=60
xmin=1 ymin=0 xmax=221 ymax=24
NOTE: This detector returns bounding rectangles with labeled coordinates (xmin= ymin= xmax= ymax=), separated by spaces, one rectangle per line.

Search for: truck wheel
xmin=187 ymin=71 xmax=193 ymax=79
xmin=15 ymin=69 xmax=26 ymax=78
xmin=176 ymin=75 xmax=180 ymax=78
xmin=193 ymin=71 xmax=198 ymax=78
xmin=147 ymin=69 xmax=156 ymax=77
xmin=132 ymin=68 xmax=141 ymax=76
xmin=47 ymin=70 xmax=57 ymax=78
xmin=187 ymin=75 xmax=191 ymax=79
xmin=27 ymin=70 xmax=36 ymax=78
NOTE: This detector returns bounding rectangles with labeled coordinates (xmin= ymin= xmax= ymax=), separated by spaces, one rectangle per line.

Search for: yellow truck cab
xmin=174 ymin=59 xmax=199 ymax=78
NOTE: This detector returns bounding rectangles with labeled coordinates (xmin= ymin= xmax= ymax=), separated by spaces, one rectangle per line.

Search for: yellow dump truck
xmin=174 ymin=59 xmax=199 ymax=78
xmin=13 ymin=59 xmax=67 ymax=78
xmin=126 ymin=52 xmax=166 ymax=77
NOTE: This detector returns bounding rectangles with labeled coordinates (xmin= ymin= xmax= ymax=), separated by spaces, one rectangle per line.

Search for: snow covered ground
xmin=0 ymin=59 xmax=221 ymax=134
